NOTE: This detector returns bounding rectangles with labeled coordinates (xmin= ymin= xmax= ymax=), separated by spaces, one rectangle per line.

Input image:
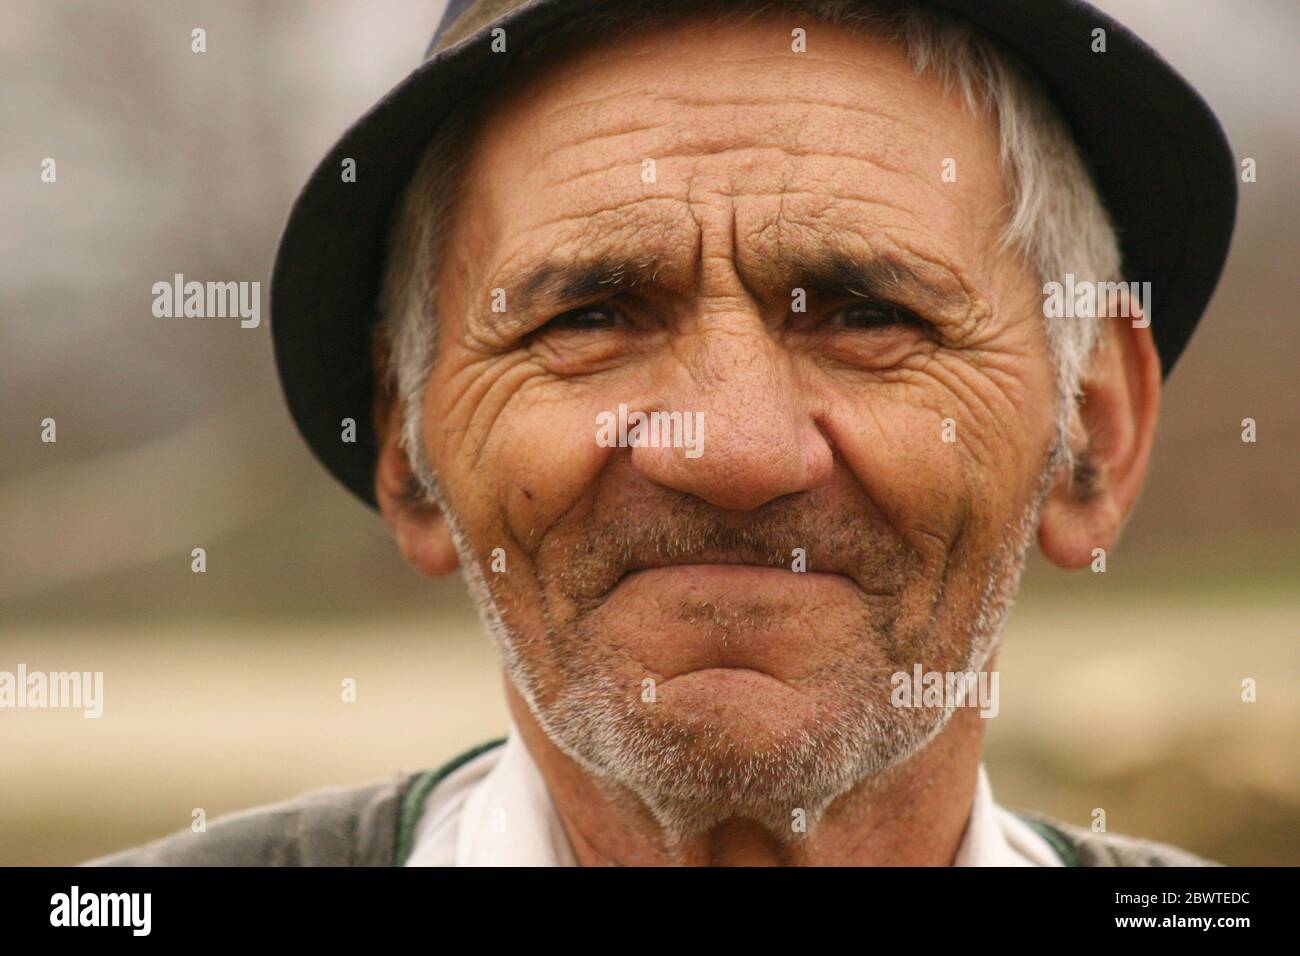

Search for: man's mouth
xmin=614 ymin=553 xmax=870 ymax=596
xmin=621 ymin=549 xmax=844 ymax=577
xmin=603 ymin=560 xmax=877 ymax=680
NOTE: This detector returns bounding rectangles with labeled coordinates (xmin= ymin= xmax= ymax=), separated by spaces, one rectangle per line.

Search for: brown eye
xmin=826 ymin=302 xmax=911 ymax=330
xmin=546 ymin=305 xmax=626 ymax=331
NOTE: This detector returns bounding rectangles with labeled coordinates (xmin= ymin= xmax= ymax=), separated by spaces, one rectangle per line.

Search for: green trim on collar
xmin=1013 ymin=813 xmax=1082 ymax=867
xmin=393 ymin=737 xmax=508 ymax=866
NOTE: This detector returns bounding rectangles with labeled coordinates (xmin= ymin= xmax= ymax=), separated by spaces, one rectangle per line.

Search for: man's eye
xmin=825 ymin=302 xmax=914 ymax=330
xmin=545 ymin=305 xmax=625 ymax=331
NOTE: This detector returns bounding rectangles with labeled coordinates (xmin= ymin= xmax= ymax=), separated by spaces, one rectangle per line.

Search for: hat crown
xmin=426 ymin=0 xmax=531 ymax=58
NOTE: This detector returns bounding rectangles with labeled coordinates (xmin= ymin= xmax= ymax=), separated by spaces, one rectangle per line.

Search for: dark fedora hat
xmin=270 ymin=0 xmax=1238 ymax=509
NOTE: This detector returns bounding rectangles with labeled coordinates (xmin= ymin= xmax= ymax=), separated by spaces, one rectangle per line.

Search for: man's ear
xmin=1037 ymin=296 xmax=1162 ymax=569
xmin=371 ymin=328 xmax=460 ymax=578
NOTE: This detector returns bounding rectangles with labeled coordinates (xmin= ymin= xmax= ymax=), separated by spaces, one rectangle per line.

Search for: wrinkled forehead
xmin=448 ymin=11 xmax=1011 ymax=307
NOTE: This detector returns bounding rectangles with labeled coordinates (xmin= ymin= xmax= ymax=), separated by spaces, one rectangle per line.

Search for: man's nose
xmin=630 ymin=325 xmax=834 ymax=511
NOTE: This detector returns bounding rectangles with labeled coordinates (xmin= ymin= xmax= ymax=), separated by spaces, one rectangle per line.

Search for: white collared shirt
xmin=405 ymin=727 xmax=1063 ymax=866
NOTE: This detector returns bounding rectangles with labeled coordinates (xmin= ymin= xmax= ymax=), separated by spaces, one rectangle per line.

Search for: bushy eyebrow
xmin=488 ymin=247 xmax=971 ymax=326
xmin=792 ymin=250 xmax=969 ymax=317
xmin=520 ymin=255 xmax=664 ymax=309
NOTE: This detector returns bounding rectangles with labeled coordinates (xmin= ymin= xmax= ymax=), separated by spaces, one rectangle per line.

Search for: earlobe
xmin=1037 ymin=456 xmax=1124 ymax=569
xmin=371 ymin=333 xmax=460 ymax=579
xmin=1037 ymin=299 xmax=1162 ymax=571
xmin=375 ymin=434 xmax=461 ymax=578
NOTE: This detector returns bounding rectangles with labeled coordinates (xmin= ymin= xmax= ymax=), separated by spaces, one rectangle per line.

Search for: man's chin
xmin=572 ymin=695 xmax=938 ymax=843
xmin=651 ymin=666 xmax=823 ymax=738
xmin=535 ymin=672 xmax=939 ymax=820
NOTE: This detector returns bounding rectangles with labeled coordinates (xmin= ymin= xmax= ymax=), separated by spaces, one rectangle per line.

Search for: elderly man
xmin=92 ymin=0 xmax=1235 ymax=866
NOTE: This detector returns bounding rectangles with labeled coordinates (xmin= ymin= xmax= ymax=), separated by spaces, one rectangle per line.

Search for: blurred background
xmin=1 ymin=0 xmax=1296 ymax=865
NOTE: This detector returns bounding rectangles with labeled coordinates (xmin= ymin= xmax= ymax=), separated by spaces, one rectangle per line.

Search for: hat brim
xmin=270 ymin=0 xmax=1237 ymax=509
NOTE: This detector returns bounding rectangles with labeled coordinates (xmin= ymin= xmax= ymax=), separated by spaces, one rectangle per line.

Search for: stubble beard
xmin=433 ymin=451 xmax=1057 ymax=846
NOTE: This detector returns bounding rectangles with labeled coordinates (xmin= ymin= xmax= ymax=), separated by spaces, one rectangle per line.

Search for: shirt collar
xmin=454 ymin=726 xmax=577 ymax=866
xmin=409 ymin=724 xmax=1062 ymax=866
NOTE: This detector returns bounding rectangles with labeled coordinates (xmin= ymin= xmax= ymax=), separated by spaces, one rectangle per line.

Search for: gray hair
xmin=379 ymin=0 xmax=1120 ymax=497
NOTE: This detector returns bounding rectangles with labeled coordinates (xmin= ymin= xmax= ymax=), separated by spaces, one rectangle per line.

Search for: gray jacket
xmin=84 ymin=740 xmax=1218 ymax=867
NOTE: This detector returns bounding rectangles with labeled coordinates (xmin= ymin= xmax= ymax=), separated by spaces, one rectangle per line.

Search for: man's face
xmin=420 ymin=14 xmax=1056 ymax=830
